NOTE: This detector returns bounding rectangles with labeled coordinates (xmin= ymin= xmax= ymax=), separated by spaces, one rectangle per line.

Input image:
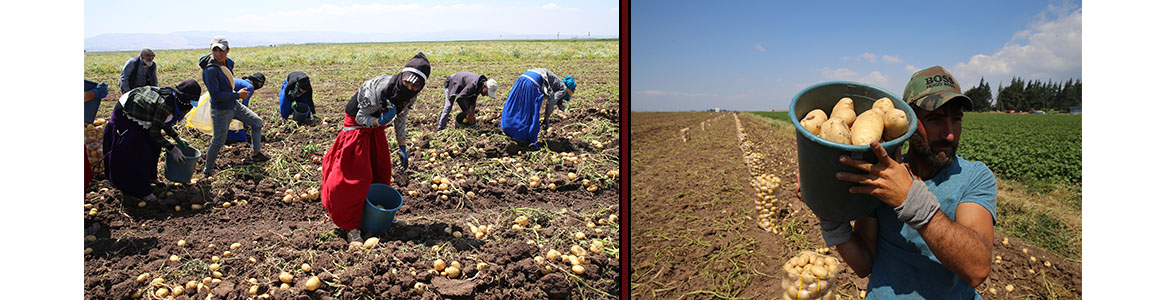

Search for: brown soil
xmin=631 ymin=112 xmax=1081 ymax=299
xmin=83 ymin=57 xmax=619 ymax=299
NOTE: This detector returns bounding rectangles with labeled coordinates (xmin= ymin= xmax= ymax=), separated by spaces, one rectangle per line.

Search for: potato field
xmin=82 ymin=39 xmax=619 ymax=299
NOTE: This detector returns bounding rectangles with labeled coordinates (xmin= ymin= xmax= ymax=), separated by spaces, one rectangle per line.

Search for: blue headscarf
xmin=562 ymin=76 xmax=576 ymax=100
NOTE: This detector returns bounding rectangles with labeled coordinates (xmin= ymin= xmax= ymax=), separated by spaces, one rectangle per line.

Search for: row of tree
xmin=962 ymin=77 xmax=1082 ymax=112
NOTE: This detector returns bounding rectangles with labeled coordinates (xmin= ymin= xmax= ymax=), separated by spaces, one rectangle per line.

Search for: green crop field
xmin=960 ymin=113 xmax=1082 ymax=185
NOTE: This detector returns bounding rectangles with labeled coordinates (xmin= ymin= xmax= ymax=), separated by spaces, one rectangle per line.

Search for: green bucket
xmin=787 ymin=81 xmax=919 ymax=222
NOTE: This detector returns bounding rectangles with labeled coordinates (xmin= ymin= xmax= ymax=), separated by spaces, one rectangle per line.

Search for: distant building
xmin=715 ymin=108 xmax=721 ymax=113
xmin=1069 ymin=106 xmax=1081 ymax=115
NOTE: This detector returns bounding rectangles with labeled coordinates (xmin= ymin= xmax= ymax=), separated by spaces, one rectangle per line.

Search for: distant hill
xmin=84 ymin=31 xmax=619 ymax=52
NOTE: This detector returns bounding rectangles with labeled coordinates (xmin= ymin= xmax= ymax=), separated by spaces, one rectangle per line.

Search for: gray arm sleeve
xmin=894 ymin=180 xmax=942 ymax=230
xmin=820 ymin=219 xmax=853 ymax=247
xmin=393 ymin=97 xmax=413 ymax=142
xmin=119 ymin=59 xmax=133 ymax=93
xmin=355 ymin=103 xmax=381 ymax=127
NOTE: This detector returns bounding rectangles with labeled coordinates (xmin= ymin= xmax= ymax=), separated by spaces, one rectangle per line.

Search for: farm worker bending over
xmin=499 ymin=68 xmax=576 ymax=147
xmin=320 ymin=52 xmax=431 ymax=242
xmin=101 ymin=80 xmax=200 ymax=203
xmin=199 ymin=36 xmax=268 ymax=176
xmin=279 ymin=71 xmax=317 ymax=121
xmin=119 ymin=48 xmax=158 ymax=94
xmin=796 ymin=66 xmax=997 ymax=299
xmin=226 ymin=73 xmax=266 ymax=142
xmin=437 ymin=71 xmax=498 ymax=130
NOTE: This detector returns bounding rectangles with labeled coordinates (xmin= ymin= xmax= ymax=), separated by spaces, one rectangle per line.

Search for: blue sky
xmin=632 ymin=0 xmax=1082 ymax=111
xmin=85 ymin=0 xmax=617 ymax=39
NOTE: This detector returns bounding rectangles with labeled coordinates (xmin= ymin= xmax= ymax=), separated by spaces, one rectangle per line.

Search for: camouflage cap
xmin=902 ymin=66 xmax=973 ymax=111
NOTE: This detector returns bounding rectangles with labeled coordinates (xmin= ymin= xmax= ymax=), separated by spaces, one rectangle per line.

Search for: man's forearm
xmin=834 ymin=232 xmax=874 ymax=278
xmin=918 ymin=212 xmax=991 ymax=287
xmin=834 ymin=217 xmax=877 ymax=278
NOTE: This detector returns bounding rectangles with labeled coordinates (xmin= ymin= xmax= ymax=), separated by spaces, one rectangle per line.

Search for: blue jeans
xmin=203 ymin=104 xmax=263 ymax=173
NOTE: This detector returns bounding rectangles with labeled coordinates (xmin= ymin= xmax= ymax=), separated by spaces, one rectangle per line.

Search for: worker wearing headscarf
xmin=320 ymin=52 xmax=430 ymax=241
xmin=499 ymin=68 xmax=576 ymax=147
xmin=279 ymin=72 xmax=317 ymax=121
xmin=102 ymin=80 xmax=201 ymax=202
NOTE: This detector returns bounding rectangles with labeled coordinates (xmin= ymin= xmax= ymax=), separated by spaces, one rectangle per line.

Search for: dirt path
xmin=632 ymin=112 xmax=1081 ymax=300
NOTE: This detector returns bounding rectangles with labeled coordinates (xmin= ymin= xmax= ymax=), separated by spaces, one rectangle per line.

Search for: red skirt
xmin=320 ymin=114 xmax=394 ymax=230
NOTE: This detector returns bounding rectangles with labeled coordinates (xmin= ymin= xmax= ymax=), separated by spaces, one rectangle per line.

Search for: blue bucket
xmin=787 ymin=81 xmax=919 ymax=222
xmin=361 ymin=184 xmax=404 ymax=234
xmin=164 ymin=145 xmax=202 ymax=183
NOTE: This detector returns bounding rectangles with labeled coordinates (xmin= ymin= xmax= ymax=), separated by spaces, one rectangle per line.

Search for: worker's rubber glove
xmin=378 ymin=104 xmax=398 ymax=127
xmin=93 ymin=82 xmax=109 ymax=99
xmin=398 ymin=145 xmax=409 ymax=171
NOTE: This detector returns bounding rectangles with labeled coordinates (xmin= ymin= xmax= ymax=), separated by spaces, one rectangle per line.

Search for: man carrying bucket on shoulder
xmin=796 ymin=66 xmax=997 ymax=299
xmin=101 ymin=80 xmax=200 ymax=204
xmin=319 ymin=52 xmax=431 ymax=242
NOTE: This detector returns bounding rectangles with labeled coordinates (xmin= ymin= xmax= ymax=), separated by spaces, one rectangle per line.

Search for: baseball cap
xmin=210 ymin=36 xmax=229 ymax=50
xmin=485 ymin=79 xmax=499 ymax=99
xmin=902 ymin=66 xmax=973 ymax=111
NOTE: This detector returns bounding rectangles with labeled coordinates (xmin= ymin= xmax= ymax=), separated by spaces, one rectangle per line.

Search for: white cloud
xmin=882 ymin=55 xmax=903 ymax=64
xmin=754 ymin=44 xmax=766 ymax=53
xmin=951 ymin=4 xmax=1081 ymax=85
xmin=819 ymin=67 xmax=858 ymax=79
xmin=776 ymin=78 xmax=784 ymax=83
xmin=817 ymin=67 xmax=892 ymax=90
xmin=860 ymin=52 xmax=877 ymax=62
xmin=217 ymin=3 xmax=614 ymax=36
xmin=841 ymin=56 xmax=852 ymax=61
xmin=905 ymin=65 xmax=919 ymax=74
xmin=861 ymin=71 xmax=890 ymax=86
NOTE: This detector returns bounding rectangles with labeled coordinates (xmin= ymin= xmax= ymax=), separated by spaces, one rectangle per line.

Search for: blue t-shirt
xmin=866 ymin=155 xmax=997 ymax=300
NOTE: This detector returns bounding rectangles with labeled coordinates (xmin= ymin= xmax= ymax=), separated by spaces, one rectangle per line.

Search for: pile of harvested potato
xmin=782 ymin=251 xmax=841 ymax=300
xmin=85 ymin=119 xmax=107 ymax=174
xmin=800 ymin=97 xmax=909 ymax=145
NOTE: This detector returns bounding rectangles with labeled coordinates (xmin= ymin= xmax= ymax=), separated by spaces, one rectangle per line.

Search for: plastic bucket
xmin=361 ymin=184 xmax=404 ymax=234
xmin=291 ymin=102 xmax=311 ymax=123
xmin=787 ymin=81 xmax=919 ymax=222
xmin=163 ymin=145 xmax=202 ymax=183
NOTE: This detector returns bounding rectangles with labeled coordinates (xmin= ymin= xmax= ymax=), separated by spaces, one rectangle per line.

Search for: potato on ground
xmin=817 ymin=118 xmax=851 ymax=144
xmin=800 ymin=109 xmax=828 ymax=135
xmin=830 ymin=97 xmax=857 ymax=126
xmin=883 ymin=108 xmax=910 ymax=141
xmin=850 ymin=109 xmax=885 ymax=145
